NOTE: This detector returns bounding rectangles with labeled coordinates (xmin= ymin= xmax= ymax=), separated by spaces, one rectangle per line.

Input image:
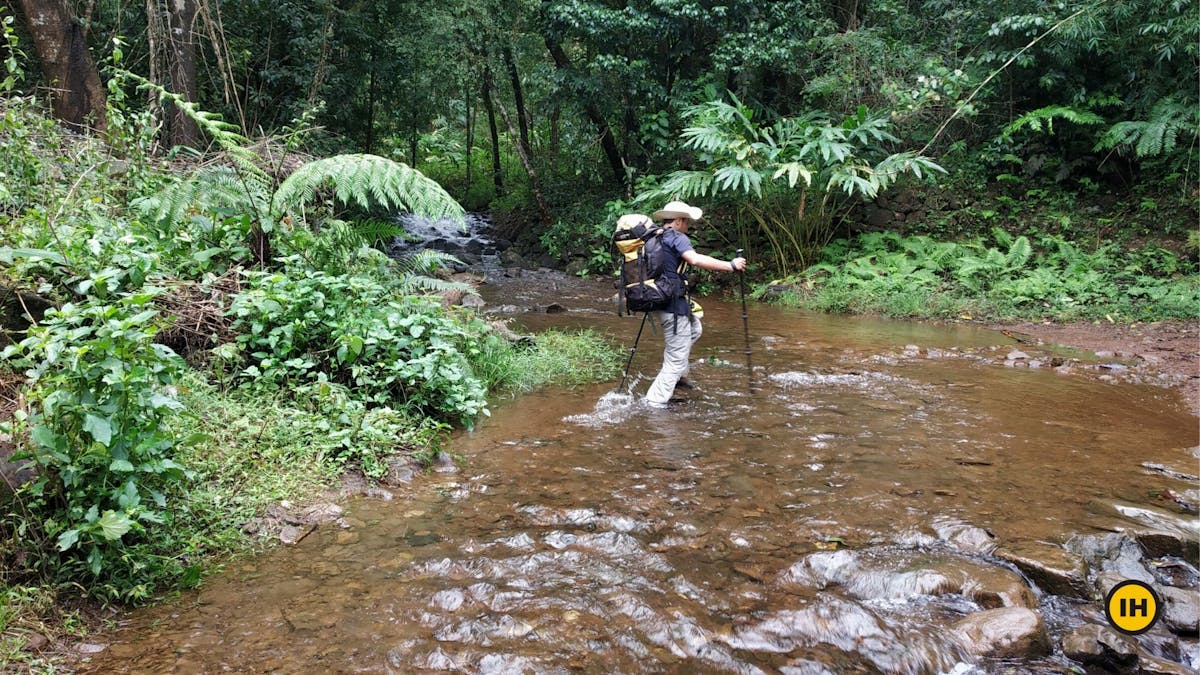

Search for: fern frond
xmin=394 ymin=274 xmax=476 ymax=295
xmin=351 ymin=219 xmax=407 ymax=246
xmin=1096 ymin=96 xmax=1198 ymax=158
xmin=991 ymin=227 xmax=1014 ymax=249
xmin=272 ymin=154 xmax=463 ymax=222
xmin=118 ymin=70 xmax=254 ymax=159
xmin=1004 ymin=236 xmax=1032 ymax=270
xmin=649 ymin=170 xmax=717 ymax=201
xmin=1001 ymin=105 xmax=1105 ymax=140
xmin=134 ymin=167 xmax=269 ymax=228
xmin=391 ymin=248 xmax=463 ymax=277
xmin=389 ymin=250 xmax=474 ymax=295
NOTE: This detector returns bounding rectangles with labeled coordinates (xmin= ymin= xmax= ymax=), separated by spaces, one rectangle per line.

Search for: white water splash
xmin=565 ymin=390 xmax=640 ymax=427
xmin=770 ymin=370 xmax=900 ymax=388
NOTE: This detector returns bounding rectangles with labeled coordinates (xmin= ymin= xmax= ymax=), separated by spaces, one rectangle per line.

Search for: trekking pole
xmin=736 ymin=248 xmax=753 ymax=391
xmin=616 ymin=311 xmax=650 ymax=393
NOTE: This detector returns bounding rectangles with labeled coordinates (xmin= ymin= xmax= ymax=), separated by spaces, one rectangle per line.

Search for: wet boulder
xmin=564 ymin=258 xmax=588 ymax=277
xmin=1110 ymin=502 xmax=1200 ymax=561
xmin=953 ymin=607 xmax=1049 ymax=659
xmin=1067 ymin=533 xmax=1157 ymax=585
xmin=1159 ymin=585 xmax=1200 ymax=636
xmin=1061 ymin=624 xmax=1139 ymax=671
xmin=1137 ymin=654 xmax=1196 ymax=675
xmin=995 ymin=540 xmax=1090 ymax=599
xmin=1136 ymin=529 xmax=1200 ymax=562
xmin=500 ymin=248 xmax=531 ymax=269
xmin=438 ymin=287 xmax=465 ymax=307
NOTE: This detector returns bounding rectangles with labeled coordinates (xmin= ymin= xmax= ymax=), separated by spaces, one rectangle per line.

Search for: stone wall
xmin=850 ymin=186 xmax=973 ymax=234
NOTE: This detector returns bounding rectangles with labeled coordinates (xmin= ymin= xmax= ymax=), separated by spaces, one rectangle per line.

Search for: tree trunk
xmin=492 ymin=92 xmax=552 ymax=225
xmin=482 ymin=66 xmax=503 ymax=194
xmin=365 ymin=62 xmax=376 ymax=154
xmin=543 ymin=35 xmax=627 ymax=186
xmin=549 ymin=102 xmax=559 ymax=176
xmin=14 ymin=0 xmax=106 ymax=131
xmin=501 ymin=41 xmax=531 ymax=160
xmin=831 ymin=0 xmax=861 ymax=32
xmin=166 ymin=0 xmax=200 ymax=148
xmin=464 ymin=78 xmax=473 ymax=193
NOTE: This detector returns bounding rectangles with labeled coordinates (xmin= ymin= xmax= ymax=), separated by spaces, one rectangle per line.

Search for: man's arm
xmin=682 ymin=250 xmax=747 ymax=272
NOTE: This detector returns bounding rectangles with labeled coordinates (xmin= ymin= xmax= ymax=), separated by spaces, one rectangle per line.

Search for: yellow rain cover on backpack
xmin=614 ymin=214 xmax=653 ymax=259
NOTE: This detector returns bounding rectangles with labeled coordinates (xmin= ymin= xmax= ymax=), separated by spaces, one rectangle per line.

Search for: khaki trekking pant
xmin=644 ymin=311 xmax=702 ymax=405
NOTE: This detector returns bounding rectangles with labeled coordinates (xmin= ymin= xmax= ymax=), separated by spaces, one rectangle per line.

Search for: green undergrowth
xmin=0 ymin=323 xmax=620 ymax=671
xmin=766 ymin=229 xmax=1199 ymax=323
xmin=0 ymin=81 xmax=622 ymax=671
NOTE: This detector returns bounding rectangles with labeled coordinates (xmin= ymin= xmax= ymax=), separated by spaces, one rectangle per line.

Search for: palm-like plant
xmin=640 ymin=95 xmax=943 ymax=274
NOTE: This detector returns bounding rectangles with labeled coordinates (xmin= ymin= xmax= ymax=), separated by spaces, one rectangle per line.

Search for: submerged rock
xmin=1108 ymin=502 xmax=1200 ymax=561
xmin=930 ymin=517 xmax=997 ymax=555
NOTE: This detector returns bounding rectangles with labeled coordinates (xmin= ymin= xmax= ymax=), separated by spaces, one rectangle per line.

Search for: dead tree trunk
xmin=492 ymin=92 xmax=552 ymax=225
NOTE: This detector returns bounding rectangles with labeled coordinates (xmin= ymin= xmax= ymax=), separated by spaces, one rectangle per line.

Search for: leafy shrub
xmin=2 ymin=291 xmax=194 ymax=600
xmin=228 ymin=269 xmax=491 ymax=427
xmin=539 ymin=198 xmax=628 ymax=277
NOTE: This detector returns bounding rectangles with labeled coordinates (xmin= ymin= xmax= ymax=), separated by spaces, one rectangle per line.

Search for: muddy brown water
xmin=81 ymin=274 xmax=1199 ymax=674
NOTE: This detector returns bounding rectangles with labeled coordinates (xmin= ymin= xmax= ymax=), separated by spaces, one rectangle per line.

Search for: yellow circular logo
xmin=1104 ymin=580 xmax=1161 ymax=635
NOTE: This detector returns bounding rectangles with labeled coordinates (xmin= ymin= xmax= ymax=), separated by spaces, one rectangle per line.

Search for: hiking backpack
xmin=613 ymin=214 xmax=686 ymax=316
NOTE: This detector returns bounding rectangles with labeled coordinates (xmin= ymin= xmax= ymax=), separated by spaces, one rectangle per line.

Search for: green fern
xmin=134 ymin=166 xmax=270 ymax=230
xmin=1097 ymin=96 xmax=1198 ymax=158
xmin=272 ymin=154 xmax=462 ymax=221
xmin=991 ymin=227 xmax=1014 ymax=249
xmin=390 ymin=249 xmax=474 ymax=295
xmin=1000 ymin=105 xmax=1105 ymax=140
xmin=1004 ymin=236 xmax=1033 ymax=270
xmin=305 ymin=219 xmax=404 ymax=271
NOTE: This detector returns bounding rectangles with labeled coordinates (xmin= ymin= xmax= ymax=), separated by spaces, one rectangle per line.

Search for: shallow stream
xmin=82 ymin=271 xmax=1199 ymax=674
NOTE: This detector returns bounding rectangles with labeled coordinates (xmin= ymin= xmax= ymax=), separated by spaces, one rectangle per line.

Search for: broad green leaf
xmin=0 ymin=247 xmax=67 ymax=265
xmin=97 ymin=510 xmax=134 ymax=541
xmin=56 ymin=529 xmax=81 ymax=551
xmin=109 ymin=458 xmax=135 ymax=472
xmin=84 ymin=414 xmax=113 ymax=447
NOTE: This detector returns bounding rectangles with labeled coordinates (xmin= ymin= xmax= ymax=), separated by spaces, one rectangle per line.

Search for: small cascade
xmin=388 ymin=212 xmax=505 ymax=271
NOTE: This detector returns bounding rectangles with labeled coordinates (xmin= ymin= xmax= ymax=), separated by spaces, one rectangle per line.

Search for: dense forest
xmin=0 ymin=0 xmax=1196 ymax=670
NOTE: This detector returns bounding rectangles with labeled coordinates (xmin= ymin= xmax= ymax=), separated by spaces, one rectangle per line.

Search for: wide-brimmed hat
xmin=652 ymin=200 xmax=703 ymax=222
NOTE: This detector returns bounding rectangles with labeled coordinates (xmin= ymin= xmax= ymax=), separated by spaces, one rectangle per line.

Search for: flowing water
xmin=81 ymin=264 xmax=1199 ymax=673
